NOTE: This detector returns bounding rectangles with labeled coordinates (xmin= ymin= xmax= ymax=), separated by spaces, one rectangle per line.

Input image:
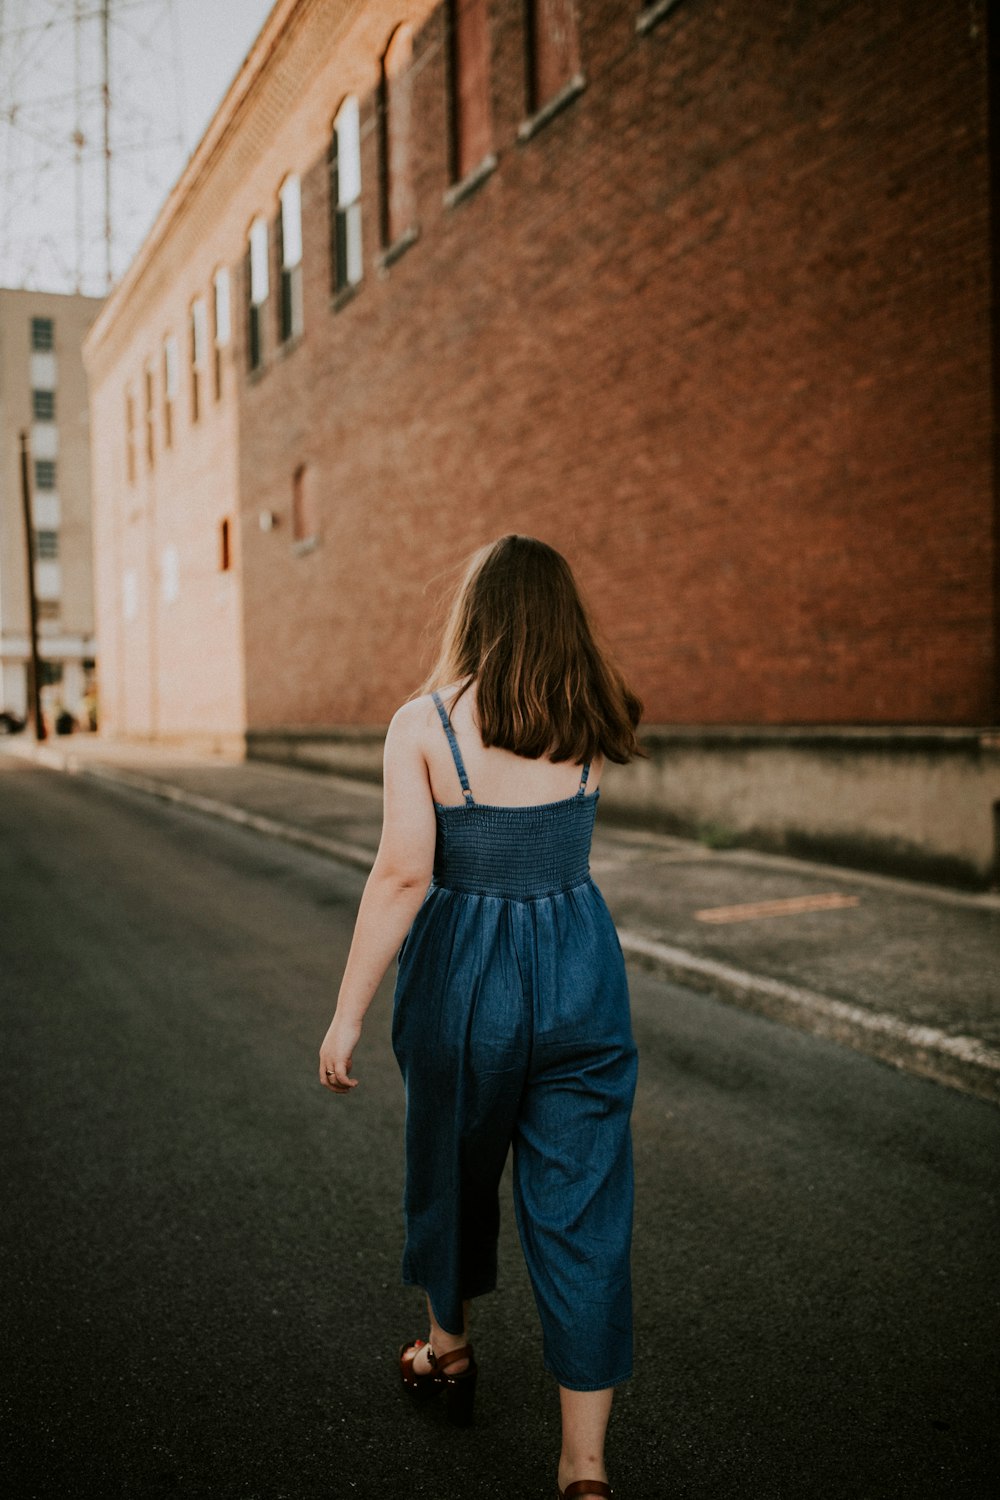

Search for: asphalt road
xmin=2 ymin=760 xmax=997 ymax=1500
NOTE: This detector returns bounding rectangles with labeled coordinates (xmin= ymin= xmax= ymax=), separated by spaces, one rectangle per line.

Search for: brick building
xmin=84 ymin=0 xmax=1000 ymax=884
xmin=1 ymin=288 xmax=101 ymax=728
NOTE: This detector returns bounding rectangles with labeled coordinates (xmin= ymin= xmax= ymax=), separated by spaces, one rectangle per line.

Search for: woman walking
xmin=319 ymin=535 xmax=644 ymax=1499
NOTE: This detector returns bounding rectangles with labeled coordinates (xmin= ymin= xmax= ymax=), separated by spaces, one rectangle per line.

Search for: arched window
xmin=331 ymin=96 xmax=363 ymax=293
xmin=380 ymin=24 xmax=416 ymax=249
xmin=449 ymin=0 xmax=493 ymax=183
xmin=278 ymin=174 xmax=304 ymax=341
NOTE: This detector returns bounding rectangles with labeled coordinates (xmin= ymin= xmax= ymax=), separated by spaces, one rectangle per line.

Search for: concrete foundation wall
xmin=245 ymin=725 xmax=1000 ymax=890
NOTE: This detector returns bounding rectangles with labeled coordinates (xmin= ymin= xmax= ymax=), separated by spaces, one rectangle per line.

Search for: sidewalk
xmin=6 ymin=733 xmax=999 ymax=1106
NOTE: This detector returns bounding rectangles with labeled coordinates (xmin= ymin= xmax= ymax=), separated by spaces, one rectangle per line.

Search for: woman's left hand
xmin=319 ymin=1014 xmax=362 ymax=1093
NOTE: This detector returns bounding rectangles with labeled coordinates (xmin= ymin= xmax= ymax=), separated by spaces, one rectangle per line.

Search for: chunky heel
xmin=441 ymin=1360 xmax=477 ymax=1427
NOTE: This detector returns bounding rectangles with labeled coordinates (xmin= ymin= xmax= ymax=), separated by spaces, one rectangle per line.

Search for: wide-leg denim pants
xmin=391 ymin=877 xmax=639 ymax=1392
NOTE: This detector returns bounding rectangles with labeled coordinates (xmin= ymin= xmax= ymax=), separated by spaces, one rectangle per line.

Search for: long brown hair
xmin=420 ymin=535 xmax=646 ymax=764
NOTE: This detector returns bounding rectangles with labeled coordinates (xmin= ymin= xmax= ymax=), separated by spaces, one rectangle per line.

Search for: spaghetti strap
xmin=431 ymin=691 xmax=475 ymax=806
xmin=578 ymin=762 xmax=591 ymax=795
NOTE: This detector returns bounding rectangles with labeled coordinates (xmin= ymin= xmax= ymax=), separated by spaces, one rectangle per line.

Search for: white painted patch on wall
xmin=123 ymin=568 xmax=138 ymax=621
xmin=161 ymin=545 xmax=179 ymax=604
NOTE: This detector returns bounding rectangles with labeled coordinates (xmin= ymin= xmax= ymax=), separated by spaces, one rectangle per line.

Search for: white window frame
xmin=334 ymin=97 xmax=363 ymax=290
xmin=249 ymin=217 xmax=269 ymax=305
xmin=213 ymin=267 xmax=231 ymax=345
xmin=279 ymin=175 xmax=302 ymax=269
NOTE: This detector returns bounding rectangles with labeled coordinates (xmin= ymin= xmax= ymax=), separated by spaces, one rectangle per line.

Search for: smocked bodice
xmin=429 ymin=691 xmax=598 ymax=901
xmin=432 ymin=793 xmax=599 ymax=900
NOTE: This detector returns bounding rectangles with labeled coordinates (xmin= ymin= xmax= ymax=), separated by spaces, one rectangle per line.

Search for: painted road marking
xmin=695 ymin=893 xmax=861 ymax=923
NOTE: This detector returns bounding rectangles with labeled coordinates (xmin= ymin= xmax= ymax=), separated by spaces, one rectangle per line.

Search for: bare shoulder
xmin=387 ymin=692 xmax=443 ymax=743
xmin=392 ymin=681 xmax=468 ymax=724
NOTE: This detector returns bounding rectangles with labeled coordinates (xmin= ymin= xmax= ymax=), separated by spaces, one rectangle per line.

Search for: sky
xmin=0 ymin=0 xmax=277 ymax=296
xmin=176 ymin=0 xmax=277 ymax=156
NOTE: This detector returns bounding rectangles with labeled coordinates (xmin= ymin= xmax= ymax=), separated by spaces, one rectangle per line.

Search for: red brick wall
xmin=87 ymin=0 xmax=996 ymax=740
xmin=235 ymin=0 xmax=995 ymax=729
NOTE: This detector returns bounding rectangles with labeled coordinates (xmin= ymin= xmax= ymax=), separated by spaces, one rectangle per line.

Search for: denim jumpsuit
xmin=391 ymin=691 xmax=639 ymax=1392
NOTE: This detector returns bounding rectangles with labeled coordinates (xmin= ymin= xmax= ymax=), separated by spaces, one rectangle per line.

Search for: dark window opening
xmin=248 ymin=297 xmax=262 ymax=370
xmin=33 ymin=389 xmax=56 ymax=421
xmin=31 ymin=316 xmax=54 ymax=351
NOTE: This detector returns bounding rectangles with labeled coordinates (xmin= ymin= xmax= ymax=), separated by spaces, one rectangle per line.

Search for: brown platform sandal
xmin=399 ymin=1338 xmax=478 ymax=1427
xmin=557 ymin=1484 xmax=613 ymax=1499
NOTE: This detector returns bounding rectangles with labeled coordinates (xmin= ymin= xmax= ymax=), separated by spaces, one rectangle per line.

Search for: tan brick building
xmin=84 ymin=0 xmax=1000 ymax=883
xmin=0 ymin=288 xmax=101 ymax=728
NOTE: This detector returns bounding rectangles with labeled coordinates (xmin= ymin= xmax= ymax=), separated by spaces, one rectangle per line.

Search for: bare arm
xmin=318 ymin=702 xmax=436 ymax=1094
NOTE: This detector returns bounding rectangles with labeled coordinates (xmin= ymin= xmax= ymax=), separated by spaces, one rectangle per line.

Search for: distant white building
xmin=0 ymin=288 xmax=102 ymax=726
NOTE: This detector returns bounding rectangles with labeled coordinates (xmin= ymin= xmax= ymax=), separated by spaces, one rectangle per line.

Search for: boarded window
xmin=380 ymin=25 xmax=416 ymax=247
xmin=526 ymin=0 xmax=580 ymax=114
xmin=450 ymin=0 xmax=493 ymax=182
xmin=292 ymin=464 xmax=318 ymax=545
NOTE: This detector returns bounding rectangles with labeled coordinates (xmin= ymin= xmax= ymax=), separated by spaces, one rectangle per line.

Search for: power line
xmin=0 ymin=0 xmax=185 ymax=293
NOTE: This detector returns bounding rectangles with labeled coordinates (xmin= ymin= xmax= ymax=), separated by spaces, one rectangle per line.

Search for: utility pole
xmin=18 ymin=431 xmax=47 ymax=742
xmin=101 ymin=0 xmax=112 ymax=292
xmin=1 ymin=0 xmax=186 ymax=295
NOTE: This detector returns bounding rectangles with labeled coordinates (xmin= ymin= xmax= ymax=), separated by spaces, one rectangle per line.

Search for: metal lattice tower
xmin=0 ymin=0 xmax=186 ymax=295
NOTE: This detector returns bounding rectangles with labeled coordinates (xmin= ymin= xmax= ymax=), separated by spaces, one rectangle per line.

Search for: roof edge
xmin=83 ymin=0 xmax=303 ymax=364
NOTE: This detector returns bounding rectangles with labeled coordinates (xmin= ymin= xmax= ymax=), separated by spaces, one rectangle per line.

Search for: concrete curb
xmin=617 ymin=933 xmax=1000 ymax=1107
xmin=77 ymin=760 xmax=378 ymax=871
xmin=14 ymin=742 xmax=1000 ymax=1108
